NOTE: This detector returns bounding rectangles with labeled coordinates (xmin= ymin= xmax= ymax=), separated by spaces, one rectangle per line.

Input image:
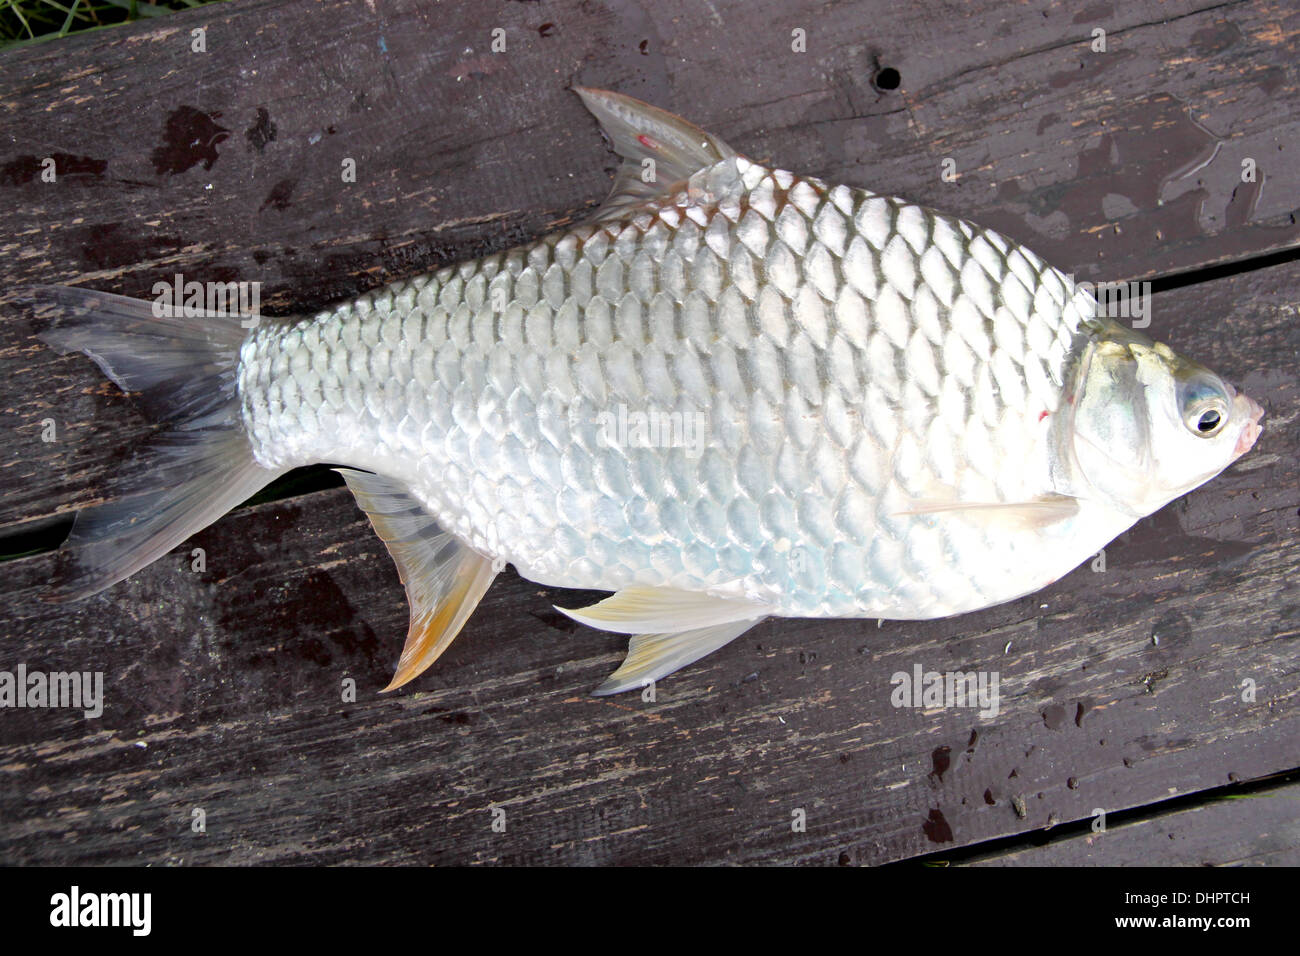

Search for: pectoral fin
xmin=337 ymin=469 xmax=497 ymax=691
xmin=594 ymin=617 xmax=767 ymax=696
xmin=574 ymin=87 xmax=739 ymax=222
xmin=557 ymin=585 xmax=771 ymax=635
xmin=892 ymin=493 xmax=1080 ymax=530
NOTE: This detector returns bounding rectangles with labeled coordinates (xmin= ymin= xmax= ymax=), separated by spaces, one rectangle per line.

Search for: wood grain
xmin=966 ymin=779 xmax=1300 ymax=866
xmin=2 ymin=253 xmax=1296 ymax=865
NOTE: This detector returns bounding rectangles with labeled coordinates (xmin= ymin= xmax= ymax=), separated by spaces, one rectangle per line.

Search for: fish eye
xmin=1178 ymin=376 xmax=1229 ymax=438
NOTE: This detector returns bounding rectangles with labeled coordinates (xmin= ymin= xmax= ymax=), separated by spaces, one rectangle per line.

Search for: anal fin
xmin=337 ymin=469 xmax=497 ymax=691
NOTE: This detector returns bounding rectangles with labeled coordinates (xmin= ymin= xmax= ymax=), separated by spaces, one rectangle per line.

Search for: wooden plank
xmin=2 ymin=257 xmax=1296 ymax=865
xmin=967 ymin=779 xmax=1300 ymax=866
xmin=2 ymin=0 xmax=1299 ymax=530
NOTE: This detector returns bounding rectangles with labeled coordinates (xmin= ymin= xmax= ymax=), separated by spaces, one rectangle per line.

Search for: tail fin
xmin=30 ymin=286 xmax=285 ymax=601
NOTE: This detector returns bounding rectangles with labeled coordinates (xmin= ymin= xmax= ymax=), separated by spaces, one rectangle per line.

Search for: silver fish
xmin=34 ymin=89 xmax=1264 ymax=694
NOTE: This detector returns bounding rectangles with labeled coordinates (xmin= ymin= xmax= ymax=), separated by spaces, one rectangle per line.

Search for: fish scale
xmin=238 ymin=152 xmax=1107 ymax=620
xmin=39 ymin=88 xmax=1261 ymax=694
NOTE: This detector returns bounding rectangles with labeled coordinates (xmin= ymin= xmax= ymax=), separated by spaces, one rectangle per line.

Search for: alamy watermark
xmin=891 ymin=663 xmax=1000 ymax=718
xmin=595 ymin=404 xmax=708 ymax=458
xmin=152 ymin=273 xmax=260 ymax=328
xmin=1073 ymin=277 xmax=1153 ymax=329
xmin=49 ymin=886 xmax=150 ymax=936
xmin=0 ymin=665 xmax=103 ymax=718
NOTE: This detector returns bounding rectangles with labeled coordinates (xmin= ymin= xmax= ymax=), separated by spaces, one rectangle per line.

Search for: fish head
xmin=1069 ymin=319 xmax=1263 ymax=517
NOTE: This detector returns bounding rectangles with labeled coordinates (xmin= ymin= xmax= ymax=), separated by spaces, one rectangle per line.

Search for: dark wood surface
xmin=4 ymin=0 xmax=1299 ymax=533
xmin=967 ymin=778 xmax=1300 ymax=866
xmin=1 ymin=0 xmax=1297 ymax=865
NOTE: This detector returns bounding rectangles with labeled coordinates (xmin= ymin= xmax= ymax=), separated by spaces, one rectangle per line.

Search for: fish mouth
xmin=1232 ymin=393 xmax=1264 ymax=458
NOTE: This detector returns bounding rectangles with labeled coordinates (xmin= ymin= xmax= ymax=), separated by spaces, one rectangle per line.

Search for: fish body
xmin=242 ymin=156 xmax=1115 ymax=621
xmin=35 ymin=89 xmax=1264 ymax=694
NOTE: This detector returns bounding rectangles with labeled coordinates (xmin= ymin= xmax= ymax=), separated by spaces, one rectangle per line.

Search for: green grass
xmin=1 ymin=0 xmax=225 ymax=49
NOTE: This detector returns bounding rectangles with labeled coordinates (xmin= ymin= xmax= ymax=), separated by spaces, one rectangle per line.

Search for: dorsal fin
xmin=336 ymin=469 xmax=497 ymax=691
xmin=574 ymin=87 xmax=738 ymax=222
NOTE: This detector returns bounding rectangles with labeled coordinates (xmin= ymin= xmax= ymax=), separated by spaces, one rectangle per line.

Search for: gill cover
xmin=1070 ymin=328 xmax=1154 ymax=513
xmin=1069 ymin=319 xmax=1262 ymax=517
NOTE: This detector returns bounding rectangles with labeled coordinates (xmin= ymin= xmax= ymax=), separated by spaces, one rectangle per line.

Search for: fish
xmin=30 ymin=88 xmax=1264 ymax=696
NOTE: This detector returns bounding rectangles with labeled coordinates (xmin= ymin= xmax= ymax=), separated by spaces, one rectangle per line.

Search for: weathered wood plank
xmin=2 ymin=258 xmax=1295 ymax=865
xmin=2 ymin=0 xmax=1298 ymax=530
xmin=967 ymin=778 xmax=1300 ymax=866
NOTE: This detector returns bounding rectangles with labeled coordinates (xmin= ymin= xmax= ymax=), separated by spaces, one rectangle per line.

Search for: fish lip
xmin=1232 ymin=394 xmax=1264 ymax=458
